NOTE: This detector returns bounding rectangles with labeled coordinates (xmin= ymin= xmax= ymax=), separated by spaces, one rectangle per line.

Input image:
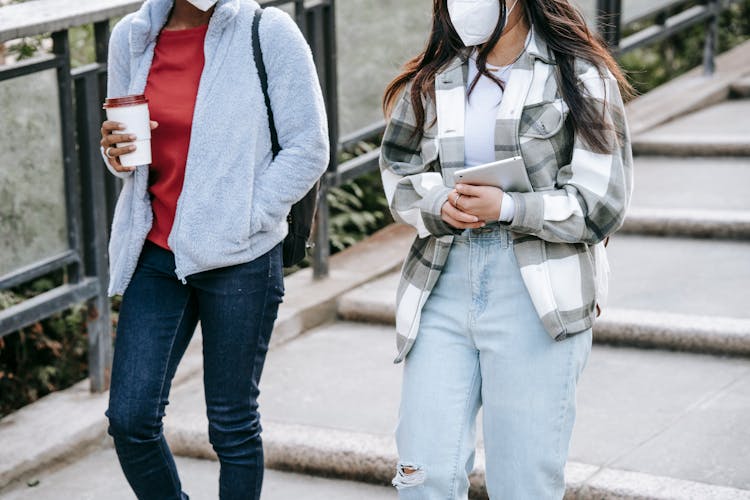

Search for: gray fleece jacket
xmin=104 ymin=0 xmax=329 ymax=295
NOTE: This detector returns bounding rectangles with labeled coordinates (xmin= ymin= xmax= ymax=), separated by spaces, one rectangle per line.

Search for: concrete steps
xmin=338 ymin=232 xmax=750 ymax=357
xmin=621 ymin=156 xmax=750 ymax=238
xmin=632 ymin=99 xmax=750 ymax=156
xmin=155 ymin=321 xmax=750 ymax=498
xmin=605 ymin=235 xmax=750 ymax=319
xmin=292 ymin=65 xmax=750 ymax=498
xmin=630 ymin=156 xmax=750 ymax=212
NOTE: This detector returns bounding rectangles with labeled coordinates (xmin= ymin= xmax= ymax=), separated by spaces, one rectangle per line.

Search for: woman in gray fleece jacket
xmin=98 ymin=0 xmax=328 ymax=498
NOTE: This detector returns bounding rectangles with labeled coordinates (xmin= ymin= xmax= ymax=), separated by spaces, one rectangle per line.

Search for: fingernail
xmin=129 ymin=135 xmax=136 ymax=141
xmin=129 ymin=145 xmax=136 ymax=151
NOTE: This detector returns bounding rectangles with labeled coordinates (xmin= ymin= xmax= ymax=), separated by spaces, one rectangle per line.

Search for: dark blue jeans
xmin=106 ymin=240 xmax=284 ymax=500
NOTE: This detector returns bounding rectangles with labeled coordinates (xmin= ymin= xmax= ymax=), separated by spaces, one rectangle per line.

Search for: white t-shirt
xmin=464 ymin=55 xmax=515 ymax=222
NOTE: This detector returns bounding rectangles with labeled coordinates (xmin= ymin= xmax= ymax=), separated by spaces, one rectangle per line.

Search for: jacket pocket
xmin=520 ymin=98 xmax=568 ymax=139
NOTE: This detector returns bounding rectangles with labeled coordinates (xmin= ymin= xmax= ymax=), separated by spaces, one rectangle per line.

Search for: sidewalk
xmin=0 ymin=446 xmax=396 ymax=500
xmin=3 ymin=318 xmax=748 ymax=499
xmin=160 ymin=319 xmax=750 ymax=496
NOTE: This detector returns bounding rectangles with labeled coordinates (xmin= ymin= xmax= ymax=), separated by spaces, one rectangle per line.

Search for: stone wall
xmin=0 ymin=68 xmax=67 ymax=277
xmin=336 ymin=0 xmax=431 ymax=134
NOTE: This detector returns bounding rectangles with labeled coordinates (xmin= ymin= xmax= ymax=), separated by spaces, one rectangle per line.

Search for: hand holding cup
xmin=101 ymin=94 xmax=158 ymax=172
xmin=99 ymin=121 xmax=155 ymax=172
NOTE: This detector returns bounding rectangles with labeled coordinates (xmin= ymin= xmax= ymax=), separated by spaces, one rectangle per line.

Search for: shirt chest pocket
xmin=519 ymin=98 xmax=568 ymax=139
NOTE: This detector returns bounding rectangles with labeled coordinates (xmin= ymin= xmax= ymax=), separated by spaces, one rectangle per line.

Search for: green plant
xmin=0 ymin=272 xmax=90 ymax=418
xmin=328 ymin=171 xmax=392 ymax=252
xmin=327 ymin=140 xmax=392 ymax=253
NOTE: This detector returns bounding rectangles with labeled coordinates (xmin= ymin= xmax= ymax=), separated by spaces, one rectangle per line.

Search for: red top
xmin=144 ymin=24 xmax=208 ymax=250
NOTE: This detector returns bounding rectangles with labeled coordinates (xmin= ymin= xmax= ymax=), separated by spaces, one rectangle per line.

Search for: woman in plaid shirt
xmin=380 ymin=0 xmax=633 ymax=498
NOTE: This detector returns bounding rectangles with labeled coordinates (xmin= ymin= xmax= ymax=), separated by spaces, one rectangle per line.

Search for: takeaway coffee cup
xmin=103 ymin=94 xmax=152 ymax=167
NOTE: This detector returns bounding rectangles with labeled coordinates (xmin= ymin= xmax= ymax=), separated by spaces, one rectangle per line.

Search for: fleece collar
xmin=128 ymin=0 xmax=241 ymax=54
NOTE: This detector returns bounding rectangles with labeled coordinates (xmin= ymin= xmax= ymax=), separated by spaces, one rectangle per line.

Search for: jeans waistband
xmin=454 ymin=224 xmax=512 ymax=246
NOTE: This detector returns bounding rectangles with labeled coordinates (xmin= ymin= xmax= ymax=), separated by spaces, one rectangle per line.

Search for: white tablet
xmin=453 ymin=156 xmax=533 ymax=192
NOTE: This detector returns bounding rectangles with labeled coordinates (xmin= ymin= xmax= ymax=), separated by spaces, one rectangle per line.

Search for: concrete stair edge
xmin=595 ymin=308 xmax=750 ymax=356
xmin=730 ymin=77 xmax=750 ymax=98
xmin=632 ymin=136 xmax=750 ymax=157
xmin=620 ymin=208 xmax=750 ymax=239
xmin=338 ymin=292 xmax=750 ymax=357
xmin=164 ymin=420 xmax=750 ymax=500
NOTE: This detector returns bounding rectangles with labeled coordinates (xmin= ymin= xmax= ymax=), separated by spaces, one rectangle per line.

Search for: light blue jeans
xmin=394 ymin=226 xmax=592 ymax=500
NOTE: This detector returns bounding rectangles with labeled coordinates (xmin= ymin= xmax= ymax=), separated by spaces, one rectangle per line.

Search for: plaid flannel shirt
xmin=380 ymin=29 xmax=633 ymax=363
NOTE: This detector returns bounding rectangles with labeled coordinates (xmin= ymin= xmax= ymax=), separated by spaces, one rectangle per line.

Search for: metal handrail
xmin=0 ymin=0 xmax=338 ymax=392
xmin=0 ymin=0 xmax=140 ymax=43
xmin=622 ymin=0 xmax=692 ymax=26
xmin=597 ymin=0 xmax=743 ymax=75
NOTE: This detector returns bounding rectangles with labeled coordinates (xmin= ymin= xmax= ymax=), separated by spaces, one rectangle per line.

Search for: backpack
xmin=252 ymin=9 xmax=321 ymax=267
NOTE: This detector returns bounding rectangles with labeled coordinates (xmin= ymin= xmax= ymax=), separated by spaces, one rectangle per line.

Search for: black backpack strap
xmin=252 ymin=8 xmax=280 ymax=158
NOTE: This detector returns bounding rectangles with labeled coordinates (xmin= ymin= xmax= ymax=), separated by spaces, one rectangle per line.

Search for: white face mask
xmin=447 ymin=0 xmax=519 ymax=47
xmin=185 ymin=0 xmax=218 ymax=12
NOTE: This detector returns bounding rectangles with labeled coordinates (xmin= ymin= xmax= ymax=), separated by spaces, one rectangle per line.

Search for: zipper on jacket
xmin=169 ymin=24 xmax=215 ymax=283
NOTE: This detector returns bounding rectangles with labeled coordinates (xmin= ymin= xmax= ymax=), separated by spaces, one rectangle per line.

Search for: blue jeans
xmin=106 ymin=240 xmax=284 ymax=500
xmin=394 ymin=227 xmax=592 ymax=500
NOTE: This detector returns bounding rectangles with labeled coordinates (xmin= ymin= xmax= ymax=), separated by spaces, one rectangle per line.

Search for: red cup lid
xmin=103 ymin=94 xmax=148 ymax=109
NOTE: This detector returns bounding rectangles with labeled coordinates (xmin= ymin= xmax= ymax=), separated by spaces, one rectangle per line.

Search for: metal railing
xmin=0 ymin=0 xmax=337 ymax=392
xmin=0 ymin=16 xmax=114 ymax=392
xmin=596 ymin=0 xmax=743 ymax=76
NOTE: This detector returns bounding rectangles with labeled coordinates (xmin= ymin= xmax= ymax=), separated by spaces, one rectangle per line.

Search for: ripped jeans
xmin=393 ymin=227 xmax=592 ymax=500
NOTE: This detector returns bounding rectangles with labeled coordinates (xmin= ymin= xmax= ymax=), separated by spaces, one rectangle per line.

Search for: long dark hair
xmin=383 ymin=0 xmax=634 ymax=153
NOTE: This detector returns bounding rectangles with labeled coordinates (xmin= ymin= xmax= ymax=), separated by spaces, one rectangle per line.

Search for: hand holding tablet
xmin=453 ymin=156 xmax=533 ymax=192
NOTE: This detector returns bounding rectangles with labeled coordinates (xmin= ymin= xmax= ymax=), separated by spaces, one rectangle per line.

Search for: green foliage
xmin=0 ymin=272 xmax=90 ymax=418
xmin=328 ymin=171 xmax=392 ymax=253
xmin=327 ymin=140 xmax=392 ymax=253
xmin=5 ymin=35 xmax=43 ymax=60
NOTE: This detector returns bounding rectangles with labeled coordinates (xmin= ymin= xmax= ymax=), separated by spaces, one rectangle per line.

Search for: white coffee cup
xmin=103 ymin=94 xmax=152 ymax=167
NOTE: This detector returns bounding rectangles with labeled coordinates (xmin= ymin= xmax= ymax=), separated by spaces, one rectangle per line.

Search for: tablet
xmin=453 ymin=156 xmax=532 ymax=192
